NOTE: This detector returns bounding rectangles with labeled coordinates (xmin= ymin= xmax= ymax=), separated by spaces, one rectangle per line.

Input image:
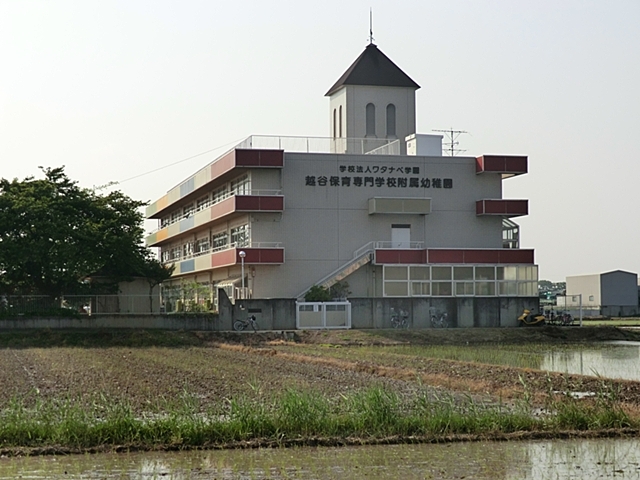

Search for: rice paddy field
xmin=1 ymin=327 xmax=640 ymax=454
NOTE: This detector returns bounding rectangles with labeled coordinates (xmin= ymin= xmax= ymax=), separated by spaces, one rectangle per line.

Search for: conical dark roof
xmin=325 ymin=43 xmax=420 ymax=96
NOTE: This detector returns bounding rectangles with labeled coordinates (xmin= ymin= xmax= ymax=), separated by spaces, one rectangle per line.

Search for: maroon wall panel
xmin=235 ymin=196 xmax=285 ymax=211
xmin=236 ymin=149 xmax=284 ymax=167
xmin=463 ymin=250 xmax=501 ymax=264
xmin=498 ymin=249 xmax=535 ymax=264
xmin=257 ymin=249 xmax=285 ymax=263
xmin=505 ymin=156 xmax=528 ymax=174
xmin=476 ymin=155 xmax=528 ymax=175
xmin=259 ymin=196 xmax=284 ymax=210
xmin=476 ymin=200 xmax=528 ymax=216
xmin=427 ymin=250 xmax=465 ymax=264
xmin=235 ymin=248 xmax=284 ymax=264
xmin=375 ymin=249 xmax=426 ymax=264
xmin=235 ymin=196 xmax=261 ymax=210
xmin=427 ymin=249 xmax=534 ymax=264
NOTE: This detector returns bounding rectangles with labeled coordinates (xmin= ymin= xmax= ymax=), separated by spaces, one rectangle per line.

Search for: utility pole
xmin=433 ymin=128 xmax=468 ymax=156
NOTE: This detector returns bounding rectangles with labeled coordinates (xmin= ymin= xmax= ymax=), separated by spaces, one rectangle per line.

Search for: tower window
xmin=333 ymin=108 xmax=337 ymax=139
xmin=386 ymin=104 xmax=396 ymax=137
xmin=366 ymin=103 xmax=376 ymax=136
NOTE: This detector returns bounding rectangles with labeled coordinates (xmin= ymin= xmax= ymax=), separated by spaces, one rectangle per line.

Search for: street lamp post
xmin=239 ymin=251 xmax=246 ymax=299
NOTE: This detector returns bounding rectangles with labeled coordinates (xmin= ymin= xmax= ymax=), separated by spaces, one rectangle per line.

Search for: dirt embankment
xmin=207 ymin=325 xmax=640 ymax=347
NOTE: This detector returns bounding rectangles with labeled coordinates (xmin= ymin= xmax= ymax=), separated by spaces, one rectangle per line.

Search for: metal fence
xmin=0 ymin=295 xmax=161 ymax=316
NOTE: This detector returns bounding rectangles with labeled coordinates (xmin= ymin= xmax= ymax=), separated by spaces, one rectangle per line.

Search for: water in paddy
xmin=541 ymin=341 xmax=640 ymax=381
xmin=1 ymin=438 xmax=639 ymax=479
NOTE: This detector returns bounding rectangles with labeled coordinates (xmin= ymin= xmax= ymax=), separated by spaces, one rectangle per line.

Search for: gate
xmin=295 ymin=302 xmax=351 ymax=329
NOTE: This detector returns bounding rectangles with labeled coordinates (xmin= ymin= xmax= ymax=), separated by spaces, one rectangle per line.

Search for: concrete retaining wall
xmin=0 ymin=294 xmax=538 ymax=330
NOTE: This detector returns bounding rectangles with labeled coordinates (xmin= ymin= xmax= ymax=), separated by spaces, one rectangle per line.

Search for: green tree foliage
xmin=304 ymin=285 xmax=332 ymax=302
xmin=304 ymin=282 xmax=351 ymax=302
xmin=0 ymin=167 xmax=172 ymax=295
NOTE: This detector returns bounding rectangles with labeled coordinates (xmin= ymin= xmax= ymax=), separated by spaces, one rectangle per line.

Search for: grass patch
xmin=0 ymin=383 xmax=634 ymax=450
xmin=279 ymin=343 xmax=550 ymax=370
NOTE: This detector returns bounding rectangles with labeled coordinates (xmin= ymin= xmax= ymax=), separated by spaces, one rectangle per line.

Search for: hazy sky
xmin=1 ymin=0 xmax=639 ymax=282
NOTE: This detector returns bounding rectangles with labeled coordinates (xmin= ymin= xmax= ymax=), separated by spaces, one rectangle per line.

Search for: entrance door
xmin=391 ymin=224 xmax=411 ymax=248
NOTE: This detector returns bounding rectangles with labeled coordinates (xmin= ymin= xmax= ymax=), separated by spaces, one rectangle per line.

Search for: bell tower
xmin=326 ymin=43 xmax=420 ymax=155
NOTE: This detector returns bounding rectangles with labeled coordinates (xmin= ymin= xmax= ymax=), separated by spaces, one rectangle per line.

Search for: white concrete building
xmin=145 ymin=42 xmax=538 ymax=325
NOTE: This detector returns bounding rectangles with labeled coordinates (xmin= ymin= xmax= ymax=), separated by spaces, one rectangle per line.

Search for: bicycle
xmin=233 ymin=315 xmax=258 ymax=332
xmin=390 ymin=308 xmax=409 ymax=329
xmin=559 ymin=312 xmax=573 ymax=326
xmin=430 ymin=312 xmax=449 ymax=328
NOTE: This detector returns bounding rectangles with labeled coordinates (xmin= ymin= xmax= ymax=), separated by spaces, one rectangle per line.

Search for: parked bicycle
xmin=430 ymin=312 xmax=449 ymax=328
xmin=558 ymin=312 xmax=573 ymax=326
xmin=390 ymin=308 xmax=409 ymax=329
xmin=233 ymin=315 xmax=258 ymax=332
xmin=544 ymin=309 xmax=573 ymax=326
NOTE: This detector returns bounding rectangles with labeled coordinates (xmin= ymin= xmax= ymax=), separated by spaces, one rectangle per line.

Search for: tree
xmin=0 ymin=167 xmax=171 ymax=296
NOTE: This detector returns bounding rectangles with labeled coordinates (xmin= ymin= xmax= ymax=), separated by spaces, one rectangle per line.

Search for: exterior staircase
xmin=296 ymin=242 xmax=375 ymax=299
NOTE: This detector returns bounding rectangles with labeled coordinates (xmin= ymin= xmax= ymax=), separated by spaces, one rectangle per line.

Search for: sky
xmin=1 ymin=0 xmax=639 ymax=282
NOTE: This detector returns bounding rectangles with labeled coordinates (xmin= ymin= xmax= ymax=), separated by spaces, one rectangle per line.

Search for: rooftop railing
xmin=236 ymin=135 xmax=401 ymax=155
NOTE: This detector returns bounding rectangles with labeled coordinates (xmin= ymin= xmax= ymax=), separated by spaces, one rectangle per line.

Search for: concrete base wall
xmin=0 ymin=315 xmax=223 ymax=330
xmin=0 ymin=295 xmax=539 ymax=330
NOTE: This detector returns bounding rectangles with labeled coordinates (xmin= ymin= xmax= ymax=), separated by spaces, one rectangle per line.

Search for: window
xmin=432 ymin=267 xmax=452 ymax=281
xmin=160 ymin=216 xmax=170 ymax=228
xmin=432 ymin=282 xmax=453 ymax=296
xmin=170 ymin=246 xmax=181 ymax=261
xmin=385 ymin=266 xmax=408 ymax=280
xmin=454 ymin=267 xmax=473 ymax=296
xmin=161 ymin=249 xmax=170 ymax=262
xmin=476 ymin=282 xmax=496 ymax=296
xmin=589 ymin=295 xmax=595 ymax=302
xmin=170 ymin=210 xmax=181 ymax=223
xmin=411 ymin=282 xmax=430 ymax=296
xmin=212 ymin=231 xmax=228 ymax=250
xmin=386 ymin=104 xmax=396 ymax=137
xmin=212 ymin=185 xmax=228 ymax=204
xmin=475 ymin=267 xmax=495 ymax=280
xmin=410 ymin=266 xmax=429 ymax=280
xmin=196 ymin=195 xmax=210 ymax=212
xmin=230 ymin=224 xmax=249 ymax=247
xmin=182 ymin=241 xmax=194 ymax=258
xmin=333 ymin=109 xmax=337 ymax=139
xmin=366 ymin=103 xmax=376 ymax=136
xmin=195 ymin=237 xmax=210 ymax=254
xmin=231 ymin=174 xmax=251 ymax=196
xmin=183 ymin=203 xmax=194 ymax=218
xmin=339 ymin=105 xmax=343 ymax=137
xmin=384 ymin=281 xmax=408 ymax=296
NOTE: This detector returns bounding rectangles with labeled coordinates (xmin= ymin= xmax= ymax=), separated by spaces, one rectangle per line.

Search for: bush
xmin=304 ymin=285 xmax=332 ymax=302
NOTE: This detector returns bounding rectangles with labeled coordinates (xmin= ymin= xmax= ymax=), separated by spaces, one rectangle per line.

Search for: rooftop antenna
xmin=433 ymin=128 xmax=469 ymax=156
xmin=368 ymin=8 xmax=375 ymax=44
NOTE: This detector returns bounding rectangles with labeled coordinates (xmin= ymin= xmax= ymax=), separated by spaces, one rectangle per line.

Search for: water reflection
xmin=2 ymin=438 xmax=640 ymax=479
xmin=542 ymin=343 xmax=640 ymax=381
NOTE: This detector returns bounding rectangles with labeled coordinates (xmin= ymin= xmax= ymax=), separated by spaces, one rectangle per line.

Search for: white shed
xmin=564 ymin=270 xmax=638 ymax=317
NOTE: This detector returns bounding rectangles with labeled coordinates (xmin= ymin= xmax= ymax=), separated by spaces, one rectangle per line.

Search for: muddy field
xmin=2 ymin=326 xmax=640 ymax=414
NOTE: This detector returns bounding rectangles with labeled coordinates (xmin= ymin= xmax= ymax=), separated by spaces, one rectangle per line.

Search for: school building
xmin=145 ymin=42 xmax=538 ymax=326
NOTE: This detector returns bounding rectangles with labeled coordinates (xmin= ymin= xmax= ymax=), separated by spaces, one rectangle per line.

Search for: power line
xmin=93 ymin=138 xmax=244 ymax=190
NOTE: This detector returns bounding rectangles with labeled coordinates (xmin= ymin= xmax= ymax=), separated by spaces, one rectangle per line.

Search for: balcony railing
xmin=151 ymin=189 xmax=282 ymax=234
xmin=163 ymin=242 xmax=284 ymax=264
